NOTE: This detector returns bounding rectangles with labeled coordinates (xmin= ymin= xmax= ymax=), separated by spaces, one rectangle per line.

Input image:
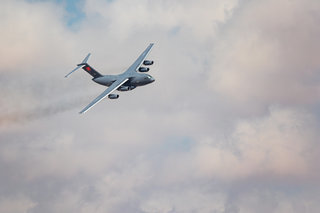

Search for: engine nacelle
xmin=138 ymin=67 xmax=150 ymax=72
xmin=117 ymin=86 xmax=136 ymax=91
xmin=108 ymin=94 xmax=119 ymax=99
xmin=143 ymin=60 xmax=154 ymax=66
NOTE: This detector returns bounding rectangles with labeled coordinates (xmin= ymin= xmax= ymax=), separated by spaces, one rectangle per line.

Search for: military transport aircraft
xmin=65 ymin=43 xmax=155 ymax=114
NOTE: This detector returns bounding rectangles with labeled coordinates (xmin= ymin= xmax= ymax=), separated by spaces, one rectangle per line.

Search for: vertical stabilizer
xmin=65 ymin=53 xmax=102 ymax=78
xmin=82 ymin=64 xmax=102 ymax=78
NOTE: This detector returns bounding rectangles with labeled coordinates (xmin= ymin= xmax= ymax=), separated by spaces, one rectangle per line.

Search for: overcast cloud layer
xmin=1 ymin=0 xmax=320 ymax=212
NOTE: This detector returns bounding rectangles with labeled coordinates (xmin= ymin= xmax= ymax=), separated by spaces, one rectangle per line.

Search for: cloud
xmin=0 ymin=195 xmax=36 ymax=213
xmin=208 ymin=0 xmax=320 ymax=113
xmin=83 ymin=0 xmax=238 ymax=40
xmin=0 ymin=0 xmax=77 ymax=73
xmin=193 ymin=106 xmax=319 ymax=181
xmin=1 ymin=0 xmax=320 ymax=212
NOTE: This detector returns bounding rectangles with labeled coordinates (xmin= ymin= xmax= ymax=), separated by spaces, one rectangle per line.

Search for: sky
xmin=1 ymin=0 xmax=320 ymax=212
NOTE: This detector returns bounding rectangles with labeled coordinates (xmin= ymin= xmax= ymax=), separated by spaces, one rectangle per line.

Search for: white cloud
xmin=0 ymin=0 xmax=76 ymax=72
xmin=0 ymin=195 xmax=37 ymax=213
xmin=0 ymin=0 xmax=320 ymax=212
xmin=209 ymin=0 xmax=320 ymax=112
xmin=84 ymin=0 xmax=238 ymax=41
xmin=193 ymin=106 xmax=319 ymax=181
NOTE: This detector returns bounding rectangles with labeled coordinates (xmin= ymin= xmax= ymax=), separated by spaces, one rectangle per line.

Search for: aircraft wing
xmin=79 ymin=78 xmax=129 ymax=114
xmin=126 ymin=43 xmax=154 ymax=73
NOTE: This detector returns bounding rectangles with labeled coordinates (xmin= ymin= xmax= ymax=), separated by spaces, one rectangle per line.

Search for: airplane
xmin=65 ymin=43 xmax=155 ymax=114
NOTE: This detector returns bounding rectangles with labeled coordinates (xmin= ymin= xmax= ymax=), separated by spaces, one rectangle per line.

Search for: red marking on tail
xmin=86 ymin=66 xmax=91 ymax=71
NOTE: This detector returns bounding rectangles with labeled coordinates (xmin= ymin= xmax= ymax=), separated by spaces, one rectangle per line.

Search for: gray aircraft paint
xmin=66 ymin=43 xmax=155 ymax=114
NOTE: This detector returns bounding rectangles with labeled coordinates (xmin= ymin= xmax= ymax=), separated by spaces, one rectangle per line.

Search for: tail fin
xmin=81 ymin=64 xmax=103 ymax=78
xmin=65 ymin=53 xmax=102 ymax=78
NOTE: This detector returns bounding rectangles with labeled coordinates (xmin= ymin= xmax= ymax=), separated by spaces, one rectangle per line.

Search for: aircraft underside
xmin=66 ymin=43 xmax=155 ymax=113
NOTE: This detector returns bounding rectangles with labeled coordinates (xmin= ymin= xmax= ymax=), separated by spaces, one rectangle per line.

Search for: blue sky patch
xmin=169 ymin=26 xmax=181 ymax=36
xmin=155 ymin=136 xmax=195 ymax=155
xmin=26 ymin=0 xmax=86 ymax=27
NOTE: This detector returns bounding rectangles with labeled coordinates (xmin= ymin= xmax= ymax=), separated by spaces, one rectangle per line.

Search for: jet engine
xmin=108 ymin=94 xmax=119 ymax=99
xmin=143 ymin=60 xmax=154 ymax=66
xmin=117 ymin=86 xmax=136 ymax=91
xmin=138 ymin=67 xmax=150 ymax=72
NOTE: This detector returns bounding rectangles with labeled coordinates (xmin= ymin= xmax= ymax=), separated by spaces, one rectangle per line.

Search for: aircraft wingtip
xmin=79 ymin=109 xmax=87 ymax=114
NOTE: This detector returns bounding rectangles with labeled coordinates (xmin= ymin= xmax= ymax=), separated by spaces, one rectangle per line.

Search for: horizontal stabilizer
xmin=65 ymin=53 xmax=91 ymax=78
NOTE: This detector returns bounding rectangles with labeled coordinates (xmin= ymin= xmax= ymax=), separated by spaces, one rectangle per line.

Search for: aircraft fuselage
xmin=66 ymin=43 xmax=155 ymax=113
xmin=93 ymin=73 xmax=155 ymax=87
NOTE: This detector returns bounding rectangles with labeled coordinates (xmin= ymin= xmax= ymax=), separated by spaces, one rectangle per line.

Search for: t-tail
xmin=65 ymin=53 xmax=102 ymax=78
